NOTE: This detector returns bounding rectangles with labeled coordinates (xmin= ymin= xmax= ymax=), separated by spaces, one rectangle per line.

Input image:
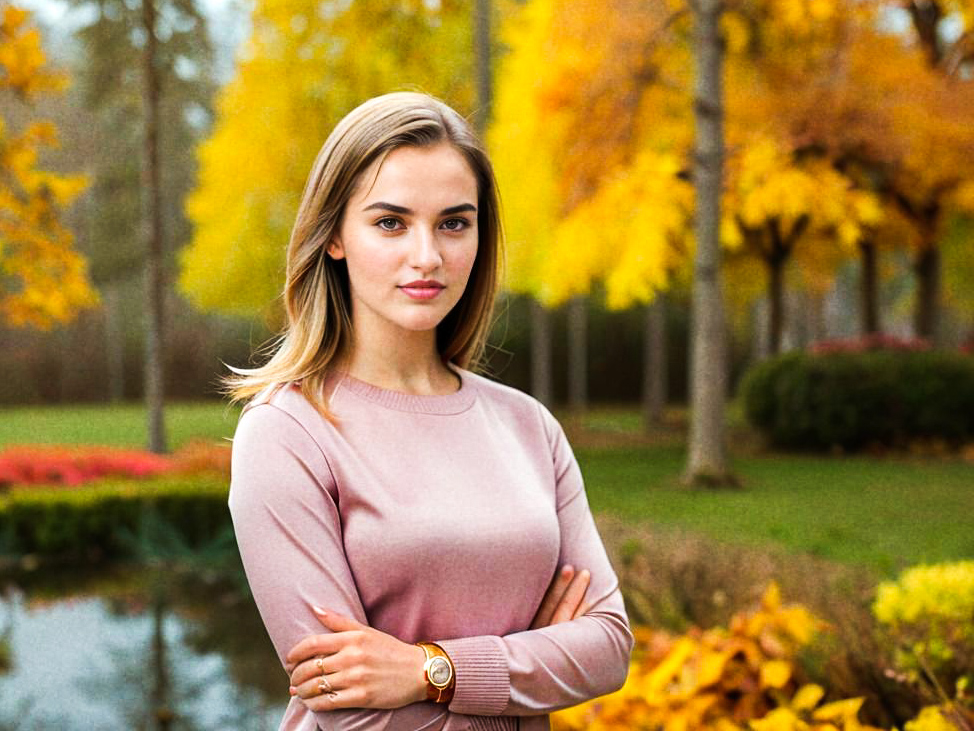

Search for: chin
xmin=392 ymin=313 xmax=448 ymax=332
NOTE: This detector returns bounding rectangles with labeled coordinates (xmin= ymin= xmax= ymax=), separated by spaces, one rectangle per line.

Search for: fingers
xmin=286 ymin=609 xmax=365 ymax=667
xmin=290 ymin=652 xmax=338 ymax=688
xmin=312 ymin=607 xmax=364 ymax=632
xmin=530 ymin=565 xmax=576 ymax=630
xmin=291 ymin=664 xmax=340 ymax=701
xmin=290 ymin=664 xmax=370 ymax=711
xmin=286 ymin=631 xmax=348 ymax=665
xmin=549 ymin=569 xmax=590 ymax=625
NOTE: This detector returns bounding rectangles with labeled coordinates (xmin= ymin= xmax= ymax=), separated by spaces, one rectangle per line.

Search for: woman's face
xmin=327 ymin=142 xmax=480 ymax=344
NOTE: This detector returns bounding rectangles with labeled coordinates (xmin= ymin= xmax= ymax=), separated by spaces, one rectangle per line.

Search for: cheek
xmin=347 ymin=246 xmax=395 ymax=285
xmin=451 ymin=241 xmax=479 ymax=279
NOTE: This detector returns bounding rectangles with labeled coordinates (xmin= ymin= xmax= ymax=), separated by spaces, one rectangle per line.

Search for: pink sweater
xmin=228 ymin=366 xmax=633 ymax=730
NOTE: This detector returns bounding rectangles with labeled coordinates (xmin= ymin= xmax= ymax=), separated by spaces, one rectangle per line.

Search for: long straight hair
xmin=221 ymin=92 xmax=503 ymax=420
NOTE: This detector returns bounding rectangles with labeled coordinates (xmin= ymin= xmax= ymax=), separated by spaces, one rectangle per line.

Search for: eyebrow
xmin=362 ymin=202 xmax=477 ymax=216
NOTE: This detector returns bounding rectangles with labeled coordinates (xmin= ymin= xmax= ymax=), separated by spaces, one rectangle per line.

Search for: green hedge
xmin=0 ymin=474 xmax=232 ymax=559
xmin=738 ymin=349 xmax=974 ymax=451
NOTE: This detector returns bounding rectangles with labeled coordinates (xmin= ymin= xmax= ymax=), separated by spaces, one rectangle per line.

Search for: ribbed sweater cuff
xmin=436 ymin=635 xmax=510 ymax=716
xmin=470 ymin=717 xmax=517 ymax=730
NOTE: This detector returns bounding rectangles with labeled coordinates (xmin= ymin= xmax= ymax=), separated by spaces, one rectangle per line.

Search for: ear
xmin=326 ymin=238 xmax=345 ymax=260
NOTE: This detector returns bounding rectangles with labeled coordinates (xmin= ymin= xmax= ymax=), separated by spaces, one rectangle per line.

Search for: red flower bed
xmin=0 ymin=445 xmax=174 ymax=488
xmin=808 ymin=333 xmax=932 ymax=355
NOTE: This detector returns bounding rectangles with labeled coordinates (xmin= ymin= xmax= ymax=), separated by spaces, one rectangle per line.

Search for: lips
xmin=399 ymin=281 xmax=444 ymax=300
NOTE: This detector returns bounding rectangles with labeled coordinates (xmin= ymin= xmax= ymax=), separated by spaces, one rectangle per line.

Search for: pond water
xmin=0 ymin=564 xmax=288 ymax=731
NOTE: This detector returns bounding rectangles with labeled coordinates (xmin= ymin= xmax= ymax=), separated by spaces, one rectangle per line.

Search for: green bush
xmin=739 ymin=349 xmax=974 ymax=451
xmin=0 ymin=475 xmax=231 ymax=559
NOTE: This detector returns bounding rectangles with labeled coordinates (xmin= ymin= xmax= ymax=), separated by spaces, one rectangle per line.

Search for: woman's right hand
xmin=530 ymin=564 xmax=591 ymax=629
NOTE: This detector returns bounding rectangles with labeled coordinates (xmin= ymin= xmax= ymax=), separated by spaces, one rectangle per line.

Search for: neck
xmin=339 ymin=330 xmax=459 ymax=396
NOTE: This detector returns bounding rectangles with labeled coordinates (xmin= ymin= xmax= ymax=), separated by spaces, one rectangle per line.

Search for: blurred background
xmin=1 ymin=0 xmax=973 ymax=729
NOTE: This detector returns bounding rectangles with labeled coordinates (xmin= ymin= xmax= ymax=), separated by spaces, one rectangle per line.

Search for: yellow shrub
xmin=872 ymin=561 xmax=974 ymax=684
xmin=551 ymin=584 xmax=888 ymax=731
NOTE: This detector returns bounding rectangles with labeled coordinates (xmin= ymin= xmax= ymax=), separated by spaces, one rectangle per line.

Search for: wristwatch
xmin=416 ymin=641 xmax=455 ymax=704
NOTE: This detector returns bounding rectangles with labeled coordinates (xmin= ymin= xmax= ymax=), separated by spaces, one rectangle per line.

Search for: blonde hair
xmin=221 ymin=92 xmax=503 ymax=419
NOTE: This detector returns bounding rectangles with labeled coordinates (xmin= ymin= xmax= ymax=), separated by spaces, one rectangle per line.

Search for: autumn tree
xmin=896 ymin=0 xmax=974 ymax=340
xmin=0 ymin=5 xmax=96 ymax=330
xmin=771 ymin=2 xmax=974 ymax=342
xmin=489 ymin=0 xmax=692 ymax=411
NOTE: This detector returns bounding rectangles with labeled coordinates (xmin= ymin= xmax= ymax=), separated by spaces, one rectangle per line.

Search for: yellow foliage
xmin=0 ymin=4 xmax=67 ymax=96
xmin=0 ymin=4 xmax=97 ymax=329
xmin=551 ymin=579 xmax=974 ymax=731
xmin=488 ymin=0 xmax=904 ymax=310
xmin=904 ymin=705 xmax=968 ymax=731
xmin=872 ymin=561 xmax=974 ymax=686
xmin=489 ymin=0 xmax=695 ymax=305
xmin=552 ymin=583 xmax=841 ymax=731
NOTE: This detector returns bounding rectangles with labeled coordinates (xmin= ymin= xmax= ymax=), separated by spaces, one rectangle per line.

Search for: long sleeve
xmin=436 ymin=401 xmax=634 ymax=717
xmin=229 ymin=403 xmax=496 ymax=731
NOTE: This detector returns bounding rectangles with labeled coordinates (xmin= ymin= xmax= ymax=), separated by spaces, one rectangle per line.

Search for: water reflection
xmin=0 ymin=565 xmax=287 ymax=731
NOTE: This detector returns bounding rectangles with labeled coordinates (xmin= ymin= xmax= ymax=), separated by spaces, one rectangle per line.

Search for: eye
xmin=376 ymin=217 xmax=403 ymax=232
xmin=441 ymin=217 xmax=471 ymax=232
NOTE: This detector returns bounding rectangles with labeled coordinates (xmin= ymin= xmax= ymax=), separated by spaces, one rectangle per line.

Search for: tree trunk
xmin=859 ymin=239 xmax=880 ymax=335
xmin=473 ymin=0 xmax=491 ymax=133
xmin=643 ymin=295 xmax=667 ymax=429
xmin=684 ymin=0 xmax=735 ymax=487
xmin=104 ymin=282 xmax=126 ymax=402
xmin=530 ymin=298 xmax=553 ymax=407
xmin=767 ymin=253 xmax=785 ymax=355
xmin=151 ymin=594 xmax=173 ymax=730
xmin=808 ymin=290 xmax=827 ymax=344
xmin=567 ymin=295 xmax=587 ymax=412
xmin=913 ymin=245 xmax=941 ymax=342
xmin=142 ymin=0 xmax=167 ymax=453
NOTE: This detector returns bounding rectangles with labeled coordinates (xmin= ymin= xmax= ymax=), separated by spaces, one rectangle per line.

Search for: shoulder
xmin=240 ymin=381 xmax=325 ymax=428
xmin=464 ymin=369 xmax=538 ymax=412
xmin=462 ymin=368 xmax=562 ymax=442
xmin=229 ymin=385 xmax=337 ymax=494
xmin=233 ymin=383 xmax=327 ymax=453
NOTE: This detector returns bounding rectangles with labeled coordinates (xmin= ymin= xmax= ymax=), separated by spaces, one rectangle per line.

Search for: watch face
xmin=429 ymin=657 xmax=452 ymax=687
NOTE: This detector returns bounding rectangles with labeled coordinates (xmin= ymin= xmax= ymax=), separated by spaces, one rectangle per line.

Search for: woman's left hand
xmin=285 ymin=607 xmax=428 ymax=712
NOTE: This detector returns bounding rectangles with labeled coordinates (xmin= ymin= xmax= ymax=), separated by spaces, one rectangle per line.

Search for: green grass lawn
xmin=577 ymin=444 xmax=974 ymax=574
xmin=2 ymin=400 xmax=971 ymax=573
xmin=0 ymin=401 xmax=241 ymax=450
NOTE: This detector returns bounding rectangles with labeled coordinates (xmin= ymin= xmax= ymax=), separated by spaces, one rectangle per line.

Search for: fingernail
xmin=312 ymin=605 xmax=328 ymax=615
xmin=562 ymin=565 xmax=574 ymax=574
xmin=289 ymin=686 xmax=297 ymax=695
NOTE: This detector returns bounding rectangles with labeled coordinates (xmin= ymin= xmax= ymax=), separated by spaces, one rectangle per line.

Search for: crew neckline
xmin=333 ymin=364 xmax=477 ymax=415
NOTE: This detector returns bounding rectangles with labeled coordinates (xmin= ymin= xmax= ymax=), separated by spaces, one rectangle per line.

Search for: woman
xmin=227 ymin=92 xmax=633 ymax=731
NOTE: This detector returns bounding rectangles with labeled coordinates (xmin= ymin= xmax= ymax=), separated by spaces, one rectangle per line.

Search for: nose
xmin=408 ymin=227 xmax=443 ymax=273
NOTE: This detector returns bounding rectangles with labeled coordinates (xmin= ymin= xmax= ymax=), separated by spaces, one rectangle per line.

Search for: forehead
xmin=352 ymin=143 xmax=478 ymax=204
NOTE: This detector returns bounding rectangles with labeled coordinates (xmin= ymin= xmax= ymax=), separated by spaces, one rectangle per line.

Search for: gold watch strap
xmin=416 ymin=641 xmax=455 ymax=704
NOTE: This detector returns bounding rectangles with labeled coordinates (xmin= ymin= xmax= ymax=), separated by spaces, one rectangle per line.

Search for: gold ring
xmin=317 ymin=676 xmax=333 ymax=695
xmin=316 ymin=656 xmax=325 ymax=674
